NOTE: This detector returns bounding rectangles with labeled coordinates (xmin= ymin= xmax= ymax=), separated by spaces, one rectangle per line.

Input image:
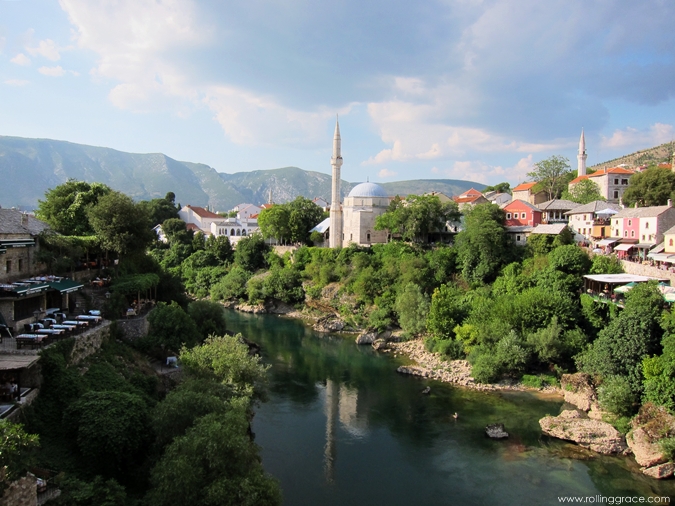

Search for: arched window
xmin=236 ymin=229 xmax=241 ymax=236
xmin=670 ymin=239 xmax=673 ymax=246
xmin=242 ymin=229 xmax=247 ymax=236
xmin=230 ymin=229 xmax=235 ymax=236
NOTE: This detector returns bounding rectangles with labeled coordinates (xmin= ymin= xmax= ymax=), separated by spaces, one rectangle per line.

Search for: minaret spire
xmin=577 ymin=128 xmax=587 ymax=177
xmin=329 ymin=117 xmax=343 ymax=248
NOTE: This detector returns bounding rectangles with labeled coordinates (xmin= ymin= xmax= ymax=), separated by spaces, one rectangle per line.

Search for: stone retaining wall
xmin=620 ymin=260 xmax=675 ymax=284
xmin=70 ymin=321 xmax=112 ymax=364
xmin=1 ymin=473 xmax=37 ymax=506
xmin=116 ymin=314 xmax=149 ymax=341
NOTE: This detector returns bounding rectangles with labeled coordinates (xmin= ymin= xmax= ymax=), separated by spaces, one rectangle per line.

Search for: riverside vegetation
xmin=4 ymin=180 xmax=675 ymax=498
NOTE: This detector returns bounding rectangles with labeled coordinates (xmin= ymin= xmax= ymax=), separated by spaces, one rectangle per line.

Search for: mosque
xmin=328 ymin=119 xmax=391 ymax=248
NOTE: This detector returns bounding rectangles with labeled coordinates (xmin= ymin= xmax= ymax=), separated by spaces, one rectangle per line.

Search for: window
xmin=5 ymin=260 xmax=10 ymax=273
xmin=614 ymin=178 xmax=619 ymax=185
xmin=624 ymin=231 xmax=628 ymax=237
xmin=631 ymin=230 xmax=635 ymax=238
xmin=614 ymin=190 xmax=619 ymax=199
xmin=642 ymin=235 xmax=646 ymax=241
xmin=521 ymin=213 xmax=526 ymax=219
xmin=506 ymin=213 xmax=511 ymax=219
xmin=646 ymin=222 xmax=649 ymax=229
xmin=616 ymin=229 xmax=620 ymax=237
xmin=516 ymin=235 xmax=521 ymax=242
xmin=367 ymin=233 xmax=371 ymax=242
xmin=17 ymin=259 xmax=22 ymax=272
xmin=350 ymin=234 xmax=353 ymax=241
xmin=622 ymin=179 xmax=628 ymax=185
xmin=628 ymin=219 xmax=632 ymax=226
xmin=670 ymin=239 xmax=673 ymax=246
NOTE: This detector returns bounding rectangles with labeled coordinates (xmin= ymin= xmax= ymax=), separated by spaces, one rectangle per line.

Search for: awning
xmin=0 ymin=355 xmax=39 ymax=371
xmin=0 ymin=282 xmax=50 ymax=298
xmin=47 ymin=279 xmax=84 ymax=294
xmin=614 ymin=243 xmax=635 ymax=252
xmin=651 ymin=243 xmax=666 ymax=254
xmin=636 ymin=243 xmax=653 ymax=249
xmin=0 ymin=239 xmax=35 ymax=248
xmin=648 ymin=253 xmax=675 ymax=262
xmin=596 ymin=239 xmax=618 ymax=247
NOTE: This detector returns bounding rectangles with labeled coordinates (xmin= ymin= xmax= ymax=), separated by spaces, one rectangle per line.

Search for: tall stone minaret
xmin=329 ymin=118 xmax=343 ymax=248
xmin=577 ymin=128 xmax=587 ymax=176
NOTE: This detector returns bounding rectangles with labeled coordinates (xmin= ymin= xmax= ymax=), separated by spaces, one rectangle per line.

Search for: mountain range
xmin=0 ymin=136 xmax=485 ymax=211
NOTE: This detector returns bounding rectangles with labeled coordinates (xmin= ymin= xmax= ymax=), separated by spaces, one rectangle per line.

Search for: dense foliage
xmin=622 ymin=167 xmax=675 ymax=207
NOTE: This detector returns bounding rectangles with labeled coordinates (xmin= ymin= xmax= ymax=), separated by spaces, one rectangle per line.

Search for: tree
xmin=179 ymin=335 xmax=269 ymax=400
xmin=188 ymin=300 xmax=228 ymax=341
xmin=455 ymin=203 xmax=511 ymax=283
xmin=527 ymin=155 xmax=572 ymax=200
xmin=375 ymin=194 xmax=460 ymax=243
xmin=87 ymin=191 xmax=153 ymax=257
xmin=257 ymin=205 xmax=291 ymax=244
xmin=36 ymin=180 xmax=112 ymax=236
xmin=483 ymin=182 xmax=511 ymax=194
xmin=395 ymin=283 xmax=430 ymax=337
xmin=0 ymin=421 xmax=39 ymax=487
xmin=562 ymin=178 xmax=605 ymax=204
xmin=63 ymin=391 xmax=150 ymax=479
xmin=146 ymin=408 xmax=281 ymax=506
xmin=234 ymin=234 xmax=270 ymax=272
xmin=205 ymin=234 xmax=233 ymax=264
xmin=138 ymin=193 xmax=179 ymax=226
xmin=426 ymin=284 xmax=469 ymax=340
xmin=148 ymin=301 xmax=202 ymax=352
xmin=622 ymin=167 xmax=675 ymax=207
xmin=287 ymin=197 xmax=326 ymax=244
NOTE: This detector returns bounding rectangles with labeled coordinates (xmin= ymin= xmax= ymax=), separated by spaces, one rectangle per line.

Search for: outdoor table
xmin=15 ymin=334 xmax=46 ymax=349
xmin=36 ymin=329 xmax=64 ymax=336
xmin=64 ymin=320 xmax=88 ymax=329
xmin=76 ymin=315 xmax=101 ymax=325
xmin=88 ymin=310 xmax=101 ymax=316
xmin=52 ymin=324 xmax=76 ymax=334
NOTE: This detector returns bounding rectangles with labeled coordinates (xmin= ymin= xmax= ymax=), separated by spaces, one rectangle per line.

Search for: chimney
xmin=669 ymin=199 xmax=673 ymax=208
xmin=21 ymin=212 xmax=28 ymax=225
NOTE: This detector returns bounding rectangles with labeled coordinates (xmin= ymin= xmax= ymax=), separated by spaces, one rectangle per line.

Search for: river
xmin=224 ymin=309 xmax=675 ymax=505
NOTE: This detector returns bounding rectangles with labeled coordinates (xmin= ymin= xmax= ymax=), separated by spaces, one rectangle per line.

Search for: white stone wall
xmin=341 ymin=196 xmax=388 ymax=247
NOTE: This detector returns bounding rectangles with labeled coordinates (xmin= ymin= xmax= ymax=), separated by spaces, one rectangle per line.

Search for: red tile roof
xmin=512 ymin=182 xmax=537 ymax=192
xmin=453 ymin=195 xmax=483 ymax=204
xmin=187 ymin=205 xmax=221 ymax=219
xmin=261 ymin=204 xmax=274 ymax=209
xmin=185 ymin=223 xmax=201 ymax=232
xmin=588 ymin=167 xmax=635 ymax=177
xmin=461 ymin=188 xmax=483 ymax=197
xmin=569 ymin=174 xmax=590 ymax=184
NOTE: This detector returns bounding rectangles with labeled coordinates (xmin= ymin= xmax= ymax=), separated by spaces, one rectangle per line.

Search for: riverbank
xmin=388 ymin=338 xmax=563 ymax=397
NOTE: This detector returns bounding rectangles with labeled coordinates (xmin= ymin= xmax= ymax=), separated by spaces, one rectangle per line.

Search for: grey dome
xmin=348 ymin=182 xmax=389 ymax=198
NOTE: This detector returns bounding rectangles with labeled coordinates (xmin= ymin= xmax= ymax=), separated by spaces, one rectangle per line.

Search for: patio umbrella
xmin=596 ymin=208 xmax=618 ymax=216
xmin=614 ymin=282 xmax=637 ymax=293
xmin=664 ymin=293 xmax=675 ymax=303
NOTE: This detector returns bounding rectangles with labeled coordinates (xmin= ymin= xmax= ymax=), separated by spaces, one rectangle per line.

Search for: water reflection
xmin=223 ymin=310 xmax=675 ymax=505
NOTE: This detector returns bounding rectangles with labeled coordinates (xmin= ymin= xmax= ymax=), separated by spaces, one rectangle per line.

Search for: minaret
xmin=577 ymin=128 xmax=587 ymax=176
xmin=329 ymin=118 xmax=343 ymax=248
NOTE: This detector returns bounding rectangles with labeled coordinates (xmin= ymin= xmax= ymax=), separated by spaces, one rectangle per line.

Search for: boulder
xmin=641 ymin=462 xmax=675 ymax=480
xmin=485 ymin=423 xmax=509 ymax=439
xmin=372 ymin=338 xmax=390 ymax=351
xmin=356 ymin=332 xmax=378 ymax=345
xmin=626 ymin=428 xmax=668 ymax=468
xmin=313 ymin=318 xmax=345 ymax=333
xmin=539 ymin=410 xmax=628 ymax=455
xmin=561 ymin=373 xmax=598 ymax=412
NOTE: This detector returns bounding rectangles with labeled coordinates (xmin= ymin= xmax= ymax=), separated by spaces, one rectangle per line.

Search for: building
xmin=537 ymin=199 xmax=579 ymax=224
xmin=232 ymin=203 xmax=262 ymax=221
xmin=209 ymin=217 xmax=259 ymax=245
xmin=568 ymin=167 xmax=634 ymax=203
xmin=0 ymin=208 xmax=83 ymax=334
xmin=178 ymin=205 xmax=222 ymax=233
xmin=610 ymin=203 xmax=675 ymax=258
xmin=511 ymin=182 xmax=547 ymax=205
xmin=483 ymin=191 xmax=512 ymax=206
xmin=452 ymin=188 xmax=489 ymax=210
xmin=327 ymin=119 xmax=392 ymax=248
xmin=503 ymin=200 xmax=543 ymax=246
xmin=564 ymin=201 xmax=620 ymax=241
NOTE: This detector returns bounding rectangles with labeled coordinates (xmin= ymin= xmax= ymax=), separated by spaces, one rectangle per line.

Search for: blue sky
xmin=1 ymin=0 xmax=675 ymax=186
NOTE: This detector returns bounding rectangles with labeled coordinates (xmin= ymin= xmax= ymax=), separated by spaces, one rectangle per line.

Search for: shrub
xmin=597 ymin=375 xmax=638 ymax=417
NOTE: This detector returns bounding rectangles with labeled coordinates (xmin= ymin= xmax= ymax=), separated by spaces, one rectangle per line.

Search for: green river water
xmin=224 ymin=309 xmax=675 ymax=506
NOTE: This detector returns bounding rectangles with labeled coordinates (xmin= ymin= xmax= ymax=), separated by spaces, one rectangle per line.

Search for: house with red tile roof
xmin=568 ymin=167 xmax=634 ymax=203
xmin=178 ymin=205 xmax=223 ymax=234
xmin=503 ymin=200 xmax=543 ymax=246
xmin=511 ymin=182 xmax=547 ymax=205
xmin=452 ymin=188 xmax=489 ymax=209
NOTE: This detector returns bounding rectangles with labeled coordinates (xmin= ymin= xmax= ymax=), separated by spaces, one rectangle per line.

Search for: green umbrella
xmin=614 ymin=282 xmax=637 ymax=293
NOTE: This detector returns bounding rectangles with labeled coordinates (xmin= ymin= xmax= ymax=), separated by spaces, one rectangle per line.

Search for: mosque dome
xmin=347 ymin=182 xmax=389 ymax=198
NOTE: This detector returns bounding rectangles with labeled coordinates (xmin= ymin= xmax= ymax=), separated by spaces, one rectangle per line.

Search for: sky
xmin=1 ymin=0 xmax=675 ymax=186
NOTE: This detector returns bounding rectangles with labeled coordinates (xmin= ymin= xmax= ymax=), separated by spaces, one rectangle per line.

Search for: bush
xmin=395 ymin=283 xmax=429 ymax=337
xmin=597 ymin=375 xmax=638 ymax=417
xmin=211 ymin=266 xmax=251 ymax=301
xmin=188 ymin=300 xmax=228 ymax=341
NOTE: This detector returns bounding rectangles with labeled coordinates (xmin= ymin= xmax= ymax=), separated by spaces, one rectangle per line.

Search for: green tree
xmin=375 ymin=194 xmax=460 ymax=243
xmin=161 ymin=218 xmax=193 ymax=245
xmin=562 ymin=178 xmax=605 ymax=204
xmin=148 ymin=301 xmax=202 ymax=352
xmin=179 ymin=335 xmax=269 ymax=399
xmin=210 ymin=266 xmax=251 ymax=301
xmin=257 ymin=206 xmax=291 ymax=244
xmin=622 ymin=167 xmax=675 ymax=207
xmin=205 ymin=234 xmax=233 ymax=264
xmin=287 ymin=197 xmax=326 ymax=244
xmin=426 ymin=284 xmax=469 ymax=340
xmin=138 ymin=193 xmax=179 ymax=226
xmin=455 ymin=203 xmax=511 ymax=283
xmin=0 ymin=421 xmax=39 ymax=487
xmin=36 ymin=180 xmax=112 ymax=236
xmin=87 ymin=191 xmax=153 ymax=257
xmin=146 ymin=407 xmax=281 ymax=506
xmin=395 ymin=283 xmax=430 ymax=337
xmin=63 ymin=391 xmax=150 ymax=478
xmin=527 ymin=155 xmax=572 ymax=200
xmin=234 ymin=233 xmax=270 ymax=272
xmin=483 ymin=182 xmax=511 ymax=194
xmin=589 ymin=254 xmax=624 ymax=274
xmin=188 ymin=300 xmax=228 ymax=341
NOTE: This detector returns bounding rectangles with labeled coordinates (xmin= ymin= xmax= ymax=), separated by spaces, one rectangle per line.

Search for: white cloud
xmin=38 ymin=66 xmax=66 ymax=77
xmin=600 ymin=123 xmax=674 ymax=150
xmin=26 ymin=39 xmax=61 ymax=61
xmin=430 ymin=155 xmax=534 ymax=185
xmin=4 ymin=79 xmax=30 ymax=87
xmin=10 ymin=53 xmax=31 ymax=66
xmin=378 ymin=168 xmax=397 ymax=178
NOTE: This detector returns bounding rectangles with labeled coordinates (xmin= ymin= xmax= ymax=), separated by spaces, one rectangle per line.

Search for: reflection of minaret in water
xmin=324 ymin=379 xmax=339 ymax=483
